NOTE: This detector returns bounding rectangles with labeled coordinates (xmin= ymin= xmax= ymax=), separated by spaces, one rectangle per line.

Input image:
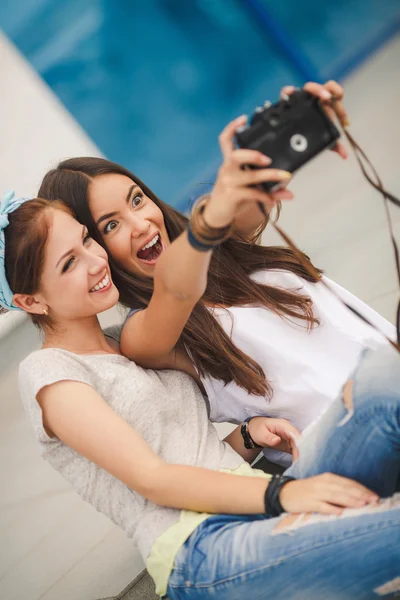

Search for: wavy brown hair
xmin=38 ymin=157 xmax=322 ymax=398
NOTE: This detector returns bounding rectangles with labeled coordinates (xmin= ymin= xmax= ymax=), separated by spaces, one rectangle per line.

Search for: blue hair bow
xmin=0 ymin=191 xmax=31 ymax=311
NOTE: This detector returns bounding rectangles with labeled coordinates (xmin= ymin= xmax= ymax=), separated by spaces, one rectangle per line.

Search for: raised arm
xmin=37 ymin=380 xmax=377 ymax=516
xmin=121 ymin=80 xmax=350 ymax=368
xmin=121 ymin=119 xmax=291 ymax=368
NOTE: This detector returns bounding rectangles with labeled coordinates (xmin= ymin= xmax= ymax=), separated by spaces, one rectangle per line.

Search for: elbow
xmin=135 ymin=460 xmax=171 ymax=506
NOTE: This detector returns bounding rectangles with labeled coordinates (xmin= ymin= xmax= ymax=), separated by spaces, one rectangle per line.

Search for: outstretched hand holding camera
xmin=203 ymin=80 xmax=348 ymax=232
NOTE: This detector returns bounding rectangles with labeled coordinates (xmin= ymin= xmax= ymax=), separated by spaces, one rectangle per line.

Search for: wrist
xmin=202 ymin=199 xmax=233 ymax=230
xmin=241 ymin=418 xmax=263 ymax=450
xmin=187 ymin=195 xmax=233 ymax=252
xmin=264 ymin=474 xmax=296 ymax=517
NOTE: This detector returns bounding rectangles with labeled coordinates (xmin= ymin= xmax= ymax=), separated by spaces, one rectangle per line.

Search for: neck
xmin=42 ymin=315 xmax=118 ymax=355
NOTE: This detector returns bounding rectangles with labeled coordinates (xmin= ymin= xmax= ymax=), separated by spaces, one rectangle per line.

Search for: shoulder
xmin=19 ymin=348 xmax=88 ymax=377
xmin=251 ymin=269 xmax=306 ymax=288
xmin=19 ymin=348 xmax=92 ymax=403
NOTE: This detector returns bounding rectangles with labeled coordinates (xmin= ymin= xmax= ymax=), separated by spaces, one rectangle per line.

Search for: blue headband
xmin=0 ymin=191 xmax=32 ymax=311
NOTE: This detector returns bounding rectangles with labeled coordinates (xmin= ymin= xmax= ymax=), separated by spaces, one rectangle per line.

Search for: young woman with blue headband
xmin=1 ymin=189 xmax=400 ymax=599
xmin=38 ymin=80 xmax=395 ymax=468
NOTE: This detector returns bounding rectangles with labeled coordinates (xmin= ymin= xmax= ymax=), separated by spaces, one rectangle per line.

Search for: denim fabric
xmin=286 ymin=345 xmax=400 ymax=496
xmin=166 ymin=345 xmax=400 ymax=599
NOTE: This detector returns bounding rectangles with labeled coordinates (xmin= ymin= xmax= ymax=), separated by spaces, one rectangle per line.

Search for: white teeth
xmin=140 ymin=234 xmax=159 ymax=251
xmin=90 ymin=274 xmax=110 ymax=293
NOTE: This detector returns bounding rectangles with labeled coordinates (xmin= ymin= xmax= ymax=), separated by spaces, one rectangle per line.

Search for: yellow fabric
xmin=147 ymin=463 xmax=271 ymax=597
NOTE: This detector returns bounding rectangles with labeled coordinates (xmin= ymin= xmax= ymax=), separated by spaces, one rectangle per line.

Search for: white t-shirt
xmin=201 ymin=271 xmax=395 ymax=466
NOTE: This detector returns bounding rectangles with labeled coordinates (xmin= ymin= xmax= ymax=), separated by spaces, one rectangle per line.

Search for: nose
xmin=88 ymin=251 xmax=108 ymax=276
xmin=128 ymin=214 xmax=150 ymax=239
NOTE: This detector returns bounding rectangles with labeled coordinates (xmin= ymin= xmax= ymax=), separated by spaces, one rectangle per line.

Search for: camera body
xmin=235 ymin=90 xmax=341 ymax=192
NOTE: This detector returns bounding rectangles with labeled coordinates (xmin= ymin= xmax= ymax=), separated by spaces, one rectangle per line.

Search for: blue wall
xmin=1 ymin=0 xmax=399 ymax=209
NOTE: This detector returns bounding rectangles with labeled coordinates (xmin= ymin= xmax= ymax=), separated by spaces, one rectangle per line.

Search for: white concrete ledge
xmin=0 ymin=32 xmax=102 ymax=340
xmin=0 ymin=312 xmax=27 ymax=341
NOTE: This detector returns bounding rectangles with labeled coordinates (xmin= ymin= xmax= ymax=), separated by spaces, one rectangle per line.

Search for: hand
xmin=279 ymin=473 xmax=379 ymax=515
xmin=248 ymin=417 xmax=300 ymax=460
xmin=203 ymin=116 xmax=294 ymax=229
xmin=280 ymin=80 xmax=349 ymax=159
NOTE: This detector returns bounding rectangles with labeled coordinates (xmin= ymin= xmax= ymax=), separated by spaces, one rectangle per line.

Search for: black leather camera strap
xmin=269 ymin=103 xmax=400 ymax=351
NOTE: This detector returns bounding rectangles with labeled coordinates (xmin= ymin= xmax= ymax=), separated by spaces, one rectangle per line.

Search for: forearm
xmin=148 ymin=463 xmax=267 ymax=514
xmin=233 ymin=203 xmax=270 ymax=240
xmin=155 ymin=230 xmax=212 ymax=302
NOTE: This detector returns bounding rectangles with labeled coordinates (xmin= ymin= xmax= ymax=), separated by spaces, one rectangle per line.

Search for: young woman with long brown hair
xmin=38 ymin=80 xmax=395 ymax=466
xmin=1 ymin=192 xmax=400 ymax=599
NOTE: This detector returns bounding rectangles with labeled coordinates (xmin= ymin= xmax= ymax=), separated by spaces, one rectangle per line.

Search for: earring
xmin=43 ymin=308 xmax=49 ymax=316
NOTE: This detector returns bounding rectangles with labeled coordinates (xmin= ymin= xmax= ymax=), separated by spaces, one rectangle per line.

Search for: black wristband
xmin=187 ymin=226 xmax=217 ymax=252
xmin=264 ymin=474 xmax=296 ymax=517
xmin=240 ymin=419 xmax=263 ymax=450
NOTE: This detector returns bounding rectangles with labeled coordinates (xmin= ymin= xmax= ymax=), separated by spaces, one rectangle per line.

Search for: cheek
xmin=103 ymin=229 xmax=132 ymax=266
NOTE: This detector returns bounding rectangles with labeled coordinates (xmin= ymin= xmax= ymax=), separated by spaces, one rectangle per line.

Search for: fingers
xmin=302 ymin=80 xmax=349 ymax=159
xmin=270 ymin=189 xmax=294 ymax=201
xmin=303 ymin=80 xmax=348 ymax=127
xmin=323 ymin=80 xmax=349 ymax=127
xmin=320 ymin=474 xmax=379 ymax=509
xmin=235 ymin=168 xmax=292 ymax=188
xmin=231 ymin=149 xmax=271 ymax=167
xmin=331 ymin=142 xmax=348 ymax=160
xmin=303 ymin=81 xmax=333 ymax=102
xmin=323 ymin=80 xmax=344 ymax=101
xmin=316 ymin=502 xmax=343 ymax=516
xmin=219 ymin=115 xmax=247 ymax=161
xmin=291 ymin=442 xmax=299 ymax=462
xmin=323 ymin=473 xmax=378 ymax=500
xmin=263 ymin=432 xmax=282 ymax=447
xmin=280 ymin=85 xmax=296 ymax=99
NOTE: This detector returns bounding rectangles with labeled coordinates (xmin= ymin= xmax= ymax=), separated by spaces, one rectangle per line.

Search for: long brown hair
xmin=38 ymin=157 xmax=322 ymax=397
xmin=0 ymin=199 xmax=73 ymax=330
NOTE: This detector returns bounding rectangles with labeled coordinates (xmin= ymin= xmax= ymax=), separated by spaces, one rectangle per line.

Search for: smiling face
xmin=30 ymin=209 xmax=119 ymax=321
xmin=88 ymin=173 xmax=170 ymax=278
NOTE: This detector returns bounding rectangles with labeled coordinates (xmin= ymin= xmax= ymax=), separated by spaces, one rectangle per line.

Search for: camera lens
xmin=290 ymin=134 xmax=308 ymax=152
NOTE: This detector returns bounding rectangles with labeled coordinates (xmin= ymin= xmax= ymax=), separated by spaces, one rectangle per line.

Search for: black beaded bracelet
xmin=240 ymin=420 xmax=263 ymax=450
xmin=264 ymin=474 xmax=296 ymax=517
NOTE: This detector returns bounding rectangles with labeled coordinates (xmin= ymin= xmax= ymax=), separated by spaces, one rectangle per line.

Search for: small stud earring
xmin=43 ymin=308 xmax=48 ymax=316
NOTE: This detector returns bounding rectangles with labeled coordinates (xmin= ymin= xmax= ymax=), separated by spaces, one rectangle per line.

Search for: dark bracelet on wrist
xmin=240 ymin=418 xmax=263 ymax=450
xmin=187 ymin=226 xmax=217 ymax=252
xmin=264 ymin=474 xmax=296 ymax=517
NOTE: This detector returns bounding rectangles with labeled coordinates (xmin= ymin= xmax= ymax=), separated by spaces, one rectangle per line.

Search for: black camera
xmin=235 ymin=90 xmax=341 ymax=192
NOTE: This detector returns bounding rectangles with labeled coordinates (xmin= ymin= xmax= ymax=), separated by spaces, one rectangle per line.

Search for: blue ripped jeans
xmin=166 ymin=346 xmax=400 ymax=600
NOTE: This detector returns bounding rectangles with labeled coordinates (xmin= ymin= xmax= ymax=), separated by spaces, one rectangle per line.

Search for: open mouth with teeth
xmin=89 ymin=273 xmax=111 ymax=293
xmin=136 ymin=233 xmax=164 ymax=264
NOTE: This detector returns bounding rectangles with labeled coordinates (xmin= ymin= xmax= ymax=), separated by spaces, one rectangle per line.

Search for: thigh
xmin=286 ymin=345 xmax=400 ymax=496
xmin=167 ymin=496 xmax=400 ymax=600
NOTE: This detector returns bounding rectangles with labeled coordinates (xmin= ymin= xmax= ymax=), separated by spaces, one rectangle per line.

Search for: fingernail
xmin=261 ymin=155 xmax=271 ymax=164
xmin=237 ymin=114 xmax=247 ymax=121
xmin=321 ymin=90 xmax=332 ymax=100
xmin=343 ymin=117 xmax=350 ymax=127
xmin=279 ymin=171 xmax=292 ymax=179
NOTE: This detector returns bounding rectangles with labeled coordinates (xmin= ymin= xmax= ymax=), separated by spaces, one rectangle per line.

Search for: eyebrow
xmin=56 ymin=226 xmax=87 ymax=269
xmin=95 ymin=184 xmax=140 ymax=227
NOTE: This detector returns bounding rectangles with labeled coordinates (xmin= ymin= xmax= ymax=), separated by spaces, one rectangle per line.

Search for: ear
xmin=12 ymin=293 xmax=47 ymax=315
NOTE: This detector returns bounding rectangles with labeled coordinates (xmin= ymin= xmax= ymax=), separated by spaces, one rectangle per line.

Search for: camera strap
xmin=270 ymin=106 xmax=400 ymax=351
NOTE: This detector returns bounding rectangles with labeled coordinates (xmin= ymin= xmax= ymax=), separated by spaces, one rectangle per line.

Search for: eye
xmin=103 ymin=220 xmax=118 ymax=235
xmin=132 ymin=194 xmax=143 ymax=208
xmin=62 ymin=257 xmax=75 ymax=273
xmin=83 ymin=232 xmax=92 ymax=245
